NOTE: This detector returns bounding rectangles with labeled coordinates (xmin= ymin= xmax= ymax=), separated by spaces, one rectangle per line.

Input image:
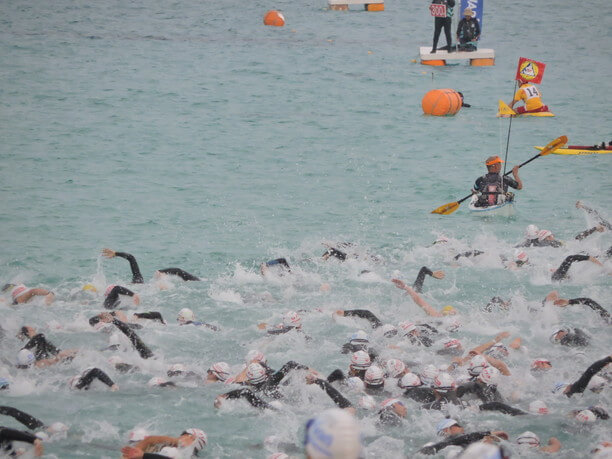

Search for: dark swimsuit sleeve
xmin=23 ymin=334 xmax=60 ymax=360
xmin=143 ymin=454 xmax=173 ymax=459
xmin=343 ymin=310 xmax=383 ymax=328
xmin=326 ymin=369 xmax=346 ymax=384
xmin=224 ymin=389 xmax=274 ymax=409
xmin=0 ymin=427 xmax=39 ymax=444
xmin=133 ymin=312 xmax=166 ymax=324
xmin=566 ymin=356 xmax=612 ymax=397
xmin=504 ymin=177 xmax=519 ymax=190
xmin=575 ymin=227 xmax=600 ymax=240
xmin=323 ymin=248 xmax=347 ymax=261
xmin=0 ymin=407 xmax=45 ymax=430
xmin=479 ymin=401 xmax=526 ymax=416
xmin=75 ymin=368 xmax=115 ymax=389
xmin=268 ymin=361 xmax=308 ymax=388
xmin=313 ymin=379 xmax=353 ymax=409
xmin=112 ymin=319 xmax=153 ymax=359
xmin=157 ymin=268 xmax=200 ymax=281
xmin=551 ymin=254 xmax=591 ymax=281
xmin=114 ymin=252 xmax=144 ymax=284
xmin=104 ymin=285 xmax=136 ymax=309
xmin=569 ymin=298 xmax=610 ymax=322
xmin=267 ymin=327 xmax=294 ymax=335
xmin=412 ymin=267 xmax=433 ymax=293
xmin=419 ymin=432 xmax=490 ymax=455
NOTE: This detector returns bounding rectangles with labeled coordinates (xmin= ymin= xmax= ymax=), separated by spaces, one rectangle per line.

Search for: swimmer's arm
xmin=391 ymin=279 xmax=441 ymax=317
xmin=479 ymin=401 xmax=526 ymax=416
xmin=568 ymin=298 xmax=610 ymax=322
xmin=133 ymin=436 xmax=179 ymax=451
xmin=340 ymin=309 xmax=383 ymax=328
xmin=34 ymin=349 xmax=77 ymax=368
xmin=539 ymin=437 xmax=561 ymax=453
xmin=311 ymin=378 xmax=353 ymax=409
xmin=483 ymin=354 xmax=511 ymax=376
xmin=551 ymin=254 xmax=592 ymax=281
xmin=268 ymin=361 xmax=309 ymax=387
xmin=221 ymin=389 xmax=274 ymax=409
xmin=412 ymin=267 xmax=444 ymax=293
xmin=575 ymin=225 xmax=605 ymax=240
xmin=0 ymin=406 xmax=45 ymax=430
xmin=157 ymin=268 xmax=200 ymax=281
xmin=15 ymin=289 xmax=54 ymax=304
xmin=566 ymin=355 xmax=612 ymax=397
xmin=103 ymin=249 xmax=144 ymax=284
xmin=469 ymin=332 xmax=510 ymax=356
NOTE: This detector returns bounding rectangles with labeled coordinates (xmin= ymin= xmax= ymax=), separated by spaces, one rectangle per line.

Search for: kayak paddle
xmin=431 ymin=135 xmax=568 ymax=215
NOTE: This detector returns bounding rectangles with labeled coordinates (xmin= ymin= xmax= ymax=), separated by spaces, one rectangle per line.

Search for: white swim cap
xmin=350 ymin=350 xmax=371 ymax=370
xmin=399 ymin=372 xmax=422 ymax=389
xmin=467 ymin=355 xmax=488 ymax=376
xmin=208 ymin=362 xmax=230 ymax=381
xmin=385 ymin=359 xmax=406 ymax=378
xmin=587 ymin=375 xmax=606 ymax=393
xmin=380 ymin=324 xmax=398 ymax=337
xmin=419 ymin=364 xmax=439 ymax=385
xmin=246 ymin=363 xmax=267 ymax=385
xmin=16 ymin=349 xmax=35 ymax=367
xmin=11 ymin=284 xmax=28 ymax=300
xmin=345 ymin=376 xmax=365 ymax=393
xmin=443 ymin=339 xmax=462 ymax=350
xmin=47 ymin=422 xmax=68 ymax=436
xmin=245 ymin=349 xmax=267 ymax=365
xmin=283 ymin=310 xmax=302 ymax=327
xmin=177 ymin=308 xmax=195 ymax=324
xmin=184 ymin=428 xmax=207 ymax=451
xmin=575 ymin=409 xmax=596 ymax=423
xmin=478 ymin=366 xmax=501 ymax=386
xmin=304 ymin=409 xmax=362 ymax=459
xmin=516 ymin=431 xmax=540 ymax=447
xmin=485 ymin=343 xmax=508 ymax=359
xmin=128 ymin=427 xmax=149 ymax=442
xmin=528 ymin=400 xmax=549 ymax=415
xmin=168 ymin=363 xmax=186 ymax=374
xmin=433 ymin=372 xmax=456 ymax=391
xmin=537 ymin=229 xmax=553 ymax=241
xmin=349 ymin=330 xmax=369 ymax=344
xmin=364 ymin=365 xmax=384 ymax=387
xmin=458 ymin=442 xmax=504 ymax=459
xmin=398 ymin=321 xmax=416 ymax=334
xmin=514 ymin=249 xmax=529 ymax=263
xmin=436 ymin=418 xmax=459 ymax=435
xmin=525 ymin=224 xmax=539 ymax=239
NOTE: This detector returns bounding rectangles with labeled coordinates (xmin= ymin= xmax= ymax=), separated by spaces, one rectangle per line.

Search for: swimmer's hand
xmin=101 ymin=248 xmax=116 ymax=258
xmin=391 ymin=279 xmax=408 ymax=290
xmin=333 ymin=310 xmax=345 ymax=317
xmin=121 ymin=445 xmax=144 ymax=459
xmin=509 ymin=337 xmax=521 ymax=349
xmin=33 ymin=438 xmax=43 ymax=457
xmin=132 ymin=294 xmax=140 ymax=306
xmin=432 ymin=270 xmax=445 ymax=279
xmin=110 ymin=384 xmax=119 ymax=391
xmin=257 ymin=323 xmax=267 ymax=330
xmin=44 ymin=292 xmax=55 ymax=305
xmin=494 ymin=331 xmax=510 ymax=342
xmin=575 ymin=201 xmax=583 ymax=209
xmin=214 ymin=394 xmax=227 ymax=408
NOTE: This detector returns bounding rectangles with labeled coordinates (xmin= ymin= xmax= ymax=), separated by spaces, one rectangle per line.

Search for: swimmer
xmin=93 ymin=312 xmax=154 ymax=359
xmin=258 ymin=311 xmax=308 ymax=338
xmin=177 ymin=308 xmax=219 ymax=331
xmin=327 ymin=351 xmax=371 ymax=383
xmin=419 ymin=419 xmax=508 ymax=455
xmin=557 ymin=355 xmax=611 ymax=397
xmin=551 ymin=253 xmax=603 ymax=281
xmin=2 ymin=283 xmax=54 ymax=305
xmin=333 ymin=310 xmax=383 ymax=329
xmin=515 ymin=224 xmax=539 ymax=247
xmin=260 ymin=258 xmax=291 ymax=276
xmin=303 ymin=409 xmax=362 ymax=459
xmin=102 ymin=248 xmax=200 ymax=283
xmin=544 ymin=291 xmax=610 ymax=323
xmin=70 ymin=368 xmax=118 ymax=391
xmin=0 ymin=426 xmax=44 ymax=456
xmin=391 ymin=279 xmax=457 ymax=317
xmin=121 ymin=428 xmax=207 ymax=459
xmin=516 ymin=431 xmax=561 ymax=453
xmin=549 ymin=326 xmax=590 ymax=347
xmin=533 ymin=229 xmax=563 ymax=248
xmin=103 ymin=284 xmax=140 ymax=309
xmin=18 ymin=327 xmax=60 ymax=361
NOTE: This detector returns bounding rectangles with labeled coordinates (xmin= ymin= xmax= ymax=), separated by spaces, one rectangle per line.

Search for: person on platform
xmin=509 ymin=79 xmax=549 ymax=114
xmin=456 ymin=8 xmax=480 ymax=51
xmin=430 ymin=0 xmax=455 ymax=53
xmin=472 ymin=156 xmax=522 ymax=208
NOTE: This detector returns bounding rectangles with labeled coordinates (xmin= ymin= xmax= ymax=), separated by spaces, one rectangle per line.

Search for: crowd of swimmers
xmin=0 ymin=201 xmax=610 ymax=458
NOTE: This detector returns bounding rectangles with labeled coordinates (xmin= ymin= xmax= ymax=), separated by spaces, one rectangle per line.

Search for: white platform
xmin=419 ymin=47 xmax=495 ymax=61
xmin=329 ymin=0 xmax=383 ymax=4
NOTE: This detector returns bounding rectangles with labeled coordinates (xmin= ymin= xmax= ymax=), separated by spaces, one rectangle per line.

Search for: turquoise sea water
xmin=1 ymin=0 xmax=610 ymax=457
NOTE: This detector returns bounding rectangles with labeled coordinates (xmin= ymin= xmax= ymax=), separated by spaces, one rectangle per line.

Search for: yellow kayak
xmin=496 ymin=100 xmax=554 ymax=117
xmin=535 ymin=146 xmax=612 ymax=155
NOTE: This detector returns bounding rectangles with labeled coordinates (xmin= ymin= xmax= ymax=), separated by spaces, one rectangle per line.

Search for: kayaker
xmin=508 ymin=79 xmax=549 ymax=114
xmin=472 ymin=156 xmax=522 ymax=208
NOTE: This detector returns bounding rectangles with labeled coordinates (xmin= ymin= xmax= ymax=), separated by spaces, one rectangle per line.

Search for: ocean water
xmin=0 ymin=0 xmax=610 ymax=457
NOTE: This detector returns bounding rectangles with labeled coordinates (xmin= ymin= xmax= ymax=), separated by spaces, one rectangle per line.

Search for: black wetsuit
xmin=0 ymin=427 xmax=39 ymax=456
xmin=565 ymin=356 xmax=612 ymax=397
xmin=322 ymin=247 xmax=347 ymax=261
xmin=473 ymin=173 xmax=519 ymax=207
xmin=182 ymin=320 xmax=219 ymax=331
xmin=341 ymin=309 xmax=383 ymax=329
xmin=576 ymin=227 xmax=604 ymax=240
xmin=567 ymin=298 xmax=610 ymax=323
xmin=533 ymin=239 xmax=563 ymax=248
xmin=73 ymin=368 xmax=115 ymax=390
xmin=114 ymin=251 xmax=199 ymax=283
xmin=22 ymin=334 xmax=59 ymax=361
xmin=313 ymin=379 xmax=353 ymax=408
xmin=431 ymin=0 xmax=455 ymax=52
xmin=266 ymin=326 xmax=310 ymax=341
xmin=104 ymin=285 xmax=136 ymax=309
xmin=558 ymin=328 xmax=590 ymax=347
xmin=403 ymin=387 xmax=438 ymax=404
xmin=479 ymin=401 xmax=527 ymax=416
xmin=223 ymin=388 xmax=275 ymax=409
xmin=251 ymin=361 xmax=308 ymax=397
xmin=419 ymin=431 xmax=492 ymax=455
xmin=551 ymin=254 xmax=591 ymax=281
xmin=412 ymin=267 xmax=436 ymax=293
xmin=453 ymin=250 xmax=484 ymax=260
xmin=516 ymin=238 xmax=539 ymax=248
xmin=113 ymin=319 xmax=154 ymax=359
xmin=0 ymin=407 xmax=45 ymax=430
xmin=133 ymin=311 xmax=166 ymax=324
xmin=456 ymin=381 xmax=503 ymax=403
xmin=264 ymin=258 xmax=291 ymax=272
xmin=456 ymin=17 xmax=480 ymax=50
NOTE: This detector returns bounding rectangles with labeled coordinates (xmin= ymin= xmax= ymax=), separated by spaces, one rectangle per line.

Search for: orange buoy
xmin=421 ymin=89 xmax=462 ymax=116
xmin=264 ymin=10 xmax=285 ymax=27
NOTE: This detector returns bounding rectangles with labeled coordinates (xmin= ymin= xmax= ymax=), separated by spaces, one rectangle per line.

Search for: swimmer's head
xmin=398 ymin=321 xmax=416 ymax=335
xmin=467 ymin=355 xmax=488 ymax=377
xmin=128 ymin=427 xmax=149 ymax=443
xmin=436 ymin=418 xmax=461 ymax=436
xmin=16 ymin=349 xmax=35 ymax=368
xmin=349 ymin=330 xmax=369 ymax=345
xmin=181 ymin=428 xmax=207 ymax=453
xmin=441 ymin=305 xmax=457 ymax=316
xmin=528 ymin=400 xmax=549 ymax=415
xmin=478 ymin=366 xmax=501 ymax=386
xmin=245 ymin=349 xmax=267 ymax=365
xmin=530 ymin=358 xmax=552 ymax=373
xmin=398 ymin=373 xmax=422 ymax=389
xmin=384 ymin=359 xmax=406 ymax=378
xmin=345 ymin=376 xmax=365 ymax=393
xmin=349 ymin=350 xmax=371 ymax=371
xmin=525 ymin=224 xmax=539 ymax=239
xmin=537 ymin=229 xmax=553 ymax=242
xmin=207 ymin=362 xmax=230 ymax=382
xmin=167 ymin=363 xmax=187 ymax=377
xmin=82 ymin=283 xmax=98 ymax=292
xmin=246 ymin=363 xmax=267 ymax=385
xmin=282 ymin=310 xmax=302 ymax=328
xmin=485 ymin=343 xmax=509 ymax=360
xmin=380 ymin=324 xmax=398 ymax=338
xmin=514 ymin=249 xmax=529 ymax=264
xmin=516 ymin=431 xmax=540 ymax=448
xmin=587 ymin=375 xmax=606 ymax=393
xmin=1 ymin=283 xmax=15 ymax=293
xmin=552 ymin=381 xmax=569 ymax=394
xmin=380 ymin=398 xmax=407 ymax=418
xmin=0 ymin=377 xmax=9 ymax=390
xmin=575 ymin=409 xmax=597 ymax=423
xmin=177 ymin=308 xmax=195 ymax=325
xmin=433 ymin=372 xmax=456 ymax=392
xmin=304 ymin=409 xmax=362 ymax=459
xmin=364 ymin=365 xmax=384 ymax=388
xmin=419 ymin=364 xmax=439 ymax=386
xmin=550 ymin=327 xmax=570 ymax=343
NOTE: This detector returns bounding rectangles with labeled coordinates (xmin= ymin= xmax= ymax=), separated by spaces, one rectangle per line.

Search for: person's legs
xmin=432 ymin=18 xmax=444 ymax=52
xmin=443 ymin=18 xmax=453 ymax=51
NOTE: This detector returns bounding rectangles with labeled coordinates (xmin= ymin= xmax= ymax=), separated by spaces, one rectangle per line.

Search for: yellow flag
xmin=497 ymin=100 xmax=516 ymax=118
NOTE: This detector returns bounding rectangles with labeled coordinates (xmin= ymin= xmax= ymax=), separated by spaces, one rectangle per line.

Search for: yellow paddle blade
xmin=497 ymin=100 xmax=516 ymax=118
xmin=539 ymin=135 xmax=568 ymax=155
xmin=431 ymin=201 xmax=460 ymax=215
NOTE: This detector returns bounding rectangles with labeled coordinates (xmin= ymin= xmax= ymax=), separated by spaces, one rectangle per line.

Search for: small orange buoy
xmin=421 ymin=89 xmax=462 ymax=116
xmin=264 ymin=10 xmax=285 ymax=27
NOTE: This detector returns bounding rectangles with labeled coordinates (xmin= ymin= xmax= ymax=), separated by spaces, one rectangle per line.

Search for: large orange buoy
xmin=421 ymin=89 xmax=462 ymax=116
xmin=264 ymin=10 xmax=285 ymax=27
